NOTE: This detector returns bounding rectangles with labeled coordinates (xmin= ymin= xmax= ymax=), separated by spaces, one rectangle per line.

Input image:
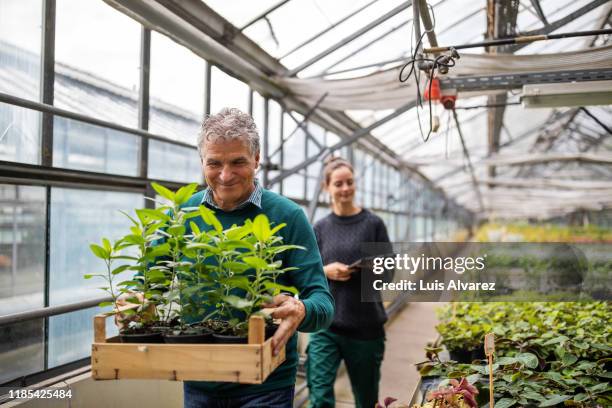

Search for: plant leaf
xmin=538 ymin=395 xmax=571 ymax=407
xmin=111 ymin=264 xmax=131 ymax=275
xmin=175 ymin=183 xmax=198 ymax=205
xmin=242 ymin=256 xmax=267 ymax=270
xmin=252 ymin=214 xmax=271 ymax=242
xmin=199 ymin=206 xmax=223 ymax=233
xmin=517 ymin=352 xmax=539 ymax=369
xmin=151 ymin=182 xmax=175 ymax=202
xmin=494 ymin=398 xmax=516 ymax=408
xmin=223 ymin=295 xmax=254 ymax=310
xmin=90 ymin=243 xmax=109 ymax=260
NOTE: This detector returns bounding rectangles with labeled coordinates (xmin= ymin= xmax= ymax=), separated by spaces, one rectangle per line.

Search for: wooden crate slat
xmin=92 ymin=368 xmax=264 ymax=383
xmin=92 ymin=344 xmax=261 ymax=368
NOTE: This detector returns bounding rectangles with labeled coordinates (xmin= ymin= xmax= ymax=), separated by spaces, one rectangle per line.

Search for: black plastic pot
xmin=119 ymin=331 xmax=164 ymax=343
xmin=213 ymin=333 xmax=248 ymax=344
xmin=163 ymin=329 xmax=214 ymax=344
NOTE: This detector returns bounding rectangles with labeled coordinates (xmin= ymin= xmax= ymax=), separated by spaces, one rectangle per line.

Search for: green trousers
xmin=306 ymin=329 xmax=385 ymax=408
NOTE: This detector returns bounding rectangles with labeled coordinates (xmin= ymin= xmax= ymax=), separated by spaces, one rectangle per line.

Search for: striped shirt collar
xmin=201 ymin=180 xmax=263 ymax=211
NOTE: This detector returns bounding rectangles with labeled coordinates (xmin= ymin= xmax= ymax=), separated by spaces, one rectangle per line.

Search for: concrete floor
xmin=330 ymin=302 xmax=442 ymax=407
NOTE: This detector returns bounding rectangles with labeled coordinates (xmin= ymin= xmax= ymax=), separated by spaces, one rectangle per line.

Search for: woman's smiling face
xmin=327 ymin=166 xmax=356 ymax=205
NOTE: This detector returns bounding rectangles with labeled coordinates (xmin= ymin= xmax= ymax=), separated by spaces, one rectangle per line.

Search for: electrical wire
xmin=398 ymin=3 xmax=458 ymax=143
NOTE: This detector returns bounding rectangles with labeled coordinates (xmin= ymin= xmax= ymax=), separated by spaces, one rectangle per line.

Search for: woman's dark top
xmin=313 ymin=209 xmax=391 ymax=340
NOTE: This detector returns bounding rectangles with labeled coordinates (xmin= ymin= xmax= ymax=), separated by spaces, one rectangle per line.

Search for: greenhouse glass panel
xmin=0 ymin=102 xmax=40 ymax=165
xmin=283 ymin=174 xmax=305 ymax=200
xmin=0 ymin=185 xmax=46 ymax=316
xmin=210 ymin=66 xmax=250 ymax=116
xmin=55 ymin=0 xmax=140 ymax=127
xmin=268 ymin=100 xmax=283 ymax=156
xmin=0 ymin=0 xmax=42 ymax=102
xmin=149 ymin=31 xmax=204 ymax=144
xmin=48 ymin=188 xmax=143 ymax=306
xmin=53 ymin=117 xmax=139 ymax=176
xmin=148 ymin=140 xmax=202 ymax=184
xmin=0 ymin=319 xmax=44 ymax=384
xmin=48 ymin=306 xmax=117 ymax=368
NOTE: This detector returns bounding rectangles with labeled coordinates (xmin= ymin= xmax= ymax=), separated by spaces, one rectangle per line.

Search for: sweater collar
xmin=201 ymin=180 xmax=263 ymax=211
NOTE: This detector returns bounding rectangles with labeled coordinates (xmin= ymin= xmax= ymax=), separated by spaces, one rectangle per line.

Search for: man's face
xmin=201 ymin=138 xmax=259 ymax=210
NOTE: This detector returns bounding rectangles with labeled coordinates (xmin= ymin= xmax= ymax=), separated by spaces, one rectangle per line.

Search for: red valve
xmin=440 ymin=94 xmax=457 ymax=110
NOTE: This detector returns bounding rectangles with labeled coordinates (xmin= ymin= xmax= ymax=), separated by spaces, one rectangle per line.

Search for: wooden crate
xmin=91 ymin=311 xmax=285 ymax=384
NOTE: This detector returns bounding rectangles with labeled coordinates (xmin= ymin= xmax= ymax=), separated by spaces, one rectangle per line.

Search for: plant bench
xmin=91 ymin=311 xmax=285 ymax=384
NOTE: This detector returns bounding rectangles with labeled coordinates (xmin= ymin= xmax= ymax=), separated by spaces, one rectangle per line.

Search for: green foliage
xmin=199 ymin=213 xmax=304 ymax=336
xmin=421 ymin=301 xmax=612 ymax=406
xmin=86 ymin=183 xmax=304 ymax=336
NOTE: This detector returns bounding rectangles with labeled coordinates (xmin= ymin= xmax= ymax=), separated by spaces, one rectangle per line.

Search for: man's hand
xmin=263 ymin=294 xmax=306 ymax=356
xmin=324 ymin=262 xmax=352 ymax=281
xmin=114 ymin=292 xmax=154 ymax=329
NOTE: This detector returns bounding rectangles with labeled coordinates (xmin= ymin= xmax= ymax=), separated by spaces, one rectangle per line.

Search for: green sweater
xmin=182 ymin=188 xmax=334 ymax=396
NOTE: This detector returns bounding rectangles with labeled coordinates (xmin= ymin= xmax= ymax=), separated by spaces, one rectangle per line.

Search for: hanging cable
xmin=399 ymin=2 xmax=459 ymax=143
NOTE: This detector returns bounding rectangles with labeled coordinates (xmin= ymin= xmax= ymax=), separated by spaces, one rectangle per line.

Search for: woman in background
xmin=307 ymin=156 xmax=391 ymax=408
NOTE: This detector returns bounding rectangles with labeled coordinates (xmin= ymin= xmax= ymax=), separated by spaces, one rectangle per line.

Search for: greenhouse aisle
xmin=331 ymin=302 xmax=441 ymax=407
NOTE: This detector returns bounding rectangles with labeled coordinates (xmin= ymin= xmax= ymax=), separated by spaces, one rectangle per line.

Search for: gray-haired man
xmin=183 ymin=108 xmax=334 ymax=407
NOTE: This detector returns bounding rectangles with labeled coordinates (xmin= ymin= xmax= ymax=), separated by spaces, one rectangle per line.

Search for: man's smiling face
xmin=201 ymin=138 xmax=259 ymax=211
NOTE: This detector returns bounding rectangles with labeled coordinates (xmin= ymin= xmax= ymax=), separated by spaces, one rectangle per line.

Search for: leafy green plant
xmin=87 ymin=182 xmax=305 ymax=340
xmin=86 ymin=236 xmax=153 ymax=327
xmin=421 ymin=301 xmax=612 ymax=406
xmin=191 ymin=211 xmax=304 ymax=336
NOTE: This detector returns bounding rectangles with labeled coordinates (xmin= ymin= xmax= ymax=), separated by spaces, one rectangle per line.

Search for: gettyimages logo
xmin=372 ymin=253 xmax=486 ymax=275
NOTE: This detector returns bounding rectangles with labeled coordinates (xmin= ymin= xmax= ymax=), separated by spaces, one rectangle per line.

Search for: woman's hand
xmin=324 ymin=262 xmax=352 ymax=281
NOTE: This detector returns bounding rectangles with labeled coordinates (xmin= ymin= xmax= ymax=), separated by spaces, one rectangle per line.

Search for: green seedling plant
xmin=147 ymin=182 xmax=214 ymax=336
xmin=189 ymin=210 xmax=304 ymax=337
xmin=85 ymin=237 xmax=142 ymax=325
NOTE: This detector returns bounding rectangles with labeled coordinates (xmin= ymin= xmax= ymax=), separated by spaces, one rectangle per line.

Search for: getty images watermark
xmin=372 ymin=252 xmax=491 ymax=291
xmin=358 ymin=242 xmax=611 ymax=302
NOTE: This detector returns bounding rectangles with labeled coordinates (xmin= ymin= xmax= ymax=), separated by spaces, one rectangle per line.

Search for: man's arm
xmin=285 ymin=209 xmax=335 ymax=332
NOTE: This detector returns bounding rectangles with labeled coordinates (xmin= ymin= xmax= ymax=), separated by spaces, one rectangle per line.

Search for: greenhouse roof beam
xmin=280 ymin=0 xmax=379 ymax=60
xmin=580 ymin=107 xmax=612 ymax=135
xmin=286 ymin=1 xmax=412 ymax=76
xmin=529 ymin=0 xmax=549 ymax=26
xmin=320 ymin=6 xmax=483 ymax=77
xmin=239 ymin=0 xmax=292 ymax=31
xmin=431 ymin=109 xmax=574 ymax=184
xmin=149 ymin=0 xmax=287 ymax=75
xmin=476 ymin=177 xmax=612 ymax=190
xmin=485 ymin=152 xmax=612 ymax=166
xmin=485 ymin=0 xmax=519 ymax=180
xmin=104 ymin=0 xmax=404 ymax=175
xmin=267 ymin=100 xmax=418 ymax=186
xmin=418 ymin=0 xmax=439 ymax=49
xmin=510 ymin=0 xmax=609 ymax=51
xmin=452 ymin=109 xmax=484 ymax=212
xmin=318 ymin=16 xmax=412 ymax=76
